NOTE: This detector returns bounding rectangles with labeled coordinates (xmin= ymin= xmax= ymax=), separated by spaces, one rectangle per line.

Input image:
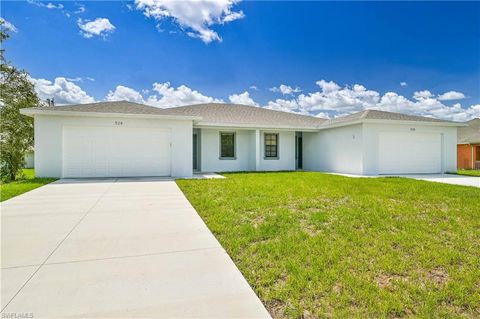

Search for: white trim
xmin=20 ymin=108 xmax=202 ymax=121
xmin=318 ymin=118 xmax=465 ymax=130
xmin=195 ymin=122 xmax=319 ymax=131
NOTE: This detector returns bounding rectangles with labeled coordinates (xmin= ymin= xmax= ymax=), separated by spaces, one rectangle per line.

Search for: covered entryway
xmin=378 ymin=131 xmax=442 ymax=174
xmin=62 ymin=126 xmax=171 ymax=178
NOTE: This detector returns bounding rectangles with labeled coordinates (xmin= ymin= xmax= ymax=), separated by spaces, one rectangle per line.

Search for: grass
xmin=0 ymin=169 xmax=57 ymax=202
xmin=177 ymin=172 xmax=480 ymax=318
xmin=456 ymin=169 xmax=480 ymax=177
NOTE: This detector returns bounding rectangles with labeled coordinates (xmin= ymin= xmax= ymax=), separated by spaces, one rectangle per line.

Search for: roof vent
xmin=46 ymin=98 xmax=55 ymax=107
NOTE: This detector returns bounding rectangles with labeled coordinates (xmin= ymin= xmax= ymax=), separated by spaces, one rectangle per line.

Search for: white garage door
xmin=378 ymin=132 xmax=442 ymax=174
xmin=63 ymin=126 xmax=171 ymax=178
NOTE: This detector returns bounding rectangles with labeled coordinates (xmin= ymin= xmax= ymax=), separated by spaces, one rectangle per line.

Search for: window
xmin=264 ymin=133 xmax=278 ymax=158
xmin=476 ymin=146 xmax=480 ymax=161
xmin=220 ymin=132 xmax=235 ymax=159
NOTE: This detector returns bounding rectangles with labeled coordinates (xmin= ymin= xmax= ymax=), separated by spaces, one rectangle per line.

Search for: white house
xmin=20 ymin=101 xmax=461 ymax=178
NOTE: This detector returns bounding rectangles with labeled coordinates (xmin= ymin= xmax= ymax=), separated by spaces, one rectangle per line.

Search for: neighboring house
xmin=457 ymin=118 xmax=480 ymax=170
xmin=20 ymin=101 xmax=462 ymax=178
xmin=0 ymin=133 xmax=34 ymax=169
xmin=24 ymin=148 xmax=34 ymax=169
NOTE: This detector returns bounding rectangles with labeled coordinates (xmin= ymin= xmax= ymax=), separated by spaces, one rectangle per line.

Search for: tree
xmin=0 ymin=21 xmax=39 ymax=181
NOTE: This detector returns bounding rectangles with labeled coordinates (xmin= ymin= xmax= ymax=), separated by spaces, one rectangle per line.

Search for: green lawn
xmin=456 ymin=169 xmax=480 ymax=177
xmin=177 ymin=172 xmax=480 ymax=318
xmin=0 ymin=169 xmax=57 ymax=202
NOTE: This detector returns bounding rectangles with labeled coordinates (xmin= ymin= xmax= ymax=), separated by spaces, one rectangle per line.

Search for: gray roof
xmin=161 ymin=103 xmax=326 ymax=128
xmin=321 ymin=109 xmax=454 ymax=127
xmin=26 ymin=101 xmax=171 ymax=115
xmin=24 ymin=101 xmax=458 ymax=129
xmin=458 ymin=118 xmax=480 ymax=144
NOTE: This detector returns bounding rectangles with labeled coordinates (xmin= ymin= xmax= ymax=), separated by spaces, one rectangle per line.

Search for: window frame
xmin=219 ymin=132 xmax=236 ymax=160
xmin=264 ymin=132 xmax=279 ymax=160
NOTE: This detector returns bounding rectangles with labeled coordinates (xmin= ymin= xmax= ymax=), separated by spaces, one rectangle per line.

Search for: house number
xmin=114 ymin=121 xmax=124 ymax=125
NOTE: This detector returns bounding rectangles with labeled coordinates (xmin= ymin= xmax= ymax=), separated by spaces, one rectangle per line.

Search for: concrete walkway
xmin=326 ymin=172 xmax=480 ymax=188
xmin=397 ymin=174 xmax=480 ymax=188
xmin=1 ymin=178 xmax=270 ymax=318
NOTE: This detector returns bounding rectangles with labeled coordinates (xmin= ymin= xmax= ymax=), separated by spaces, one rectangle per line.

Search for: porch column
xmin=255 ymin=129 xmax=261 ymax=171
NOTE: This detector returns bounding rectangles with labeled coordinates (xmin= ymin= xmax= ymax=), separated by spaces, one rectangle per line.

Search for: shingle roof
xmin=320 ymin=109 xmax=454 ymax=127
xmin=24 ymin=101 xmax=459 ymax=129
xmin=26 ymin=101 xmax=171 ymax=115
xmin=458 ymin=118 xmax=480 ymax=144
xmin=161 ymin=103 xmax=327 ymax=128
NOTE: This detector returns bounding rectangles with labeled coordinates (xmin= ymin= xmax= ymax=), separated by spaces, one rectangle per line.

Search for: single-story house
xmin=457 ymin=118 xmax=480 ymax=170
xmin=20 ymin=101 xmax=462 ymax=178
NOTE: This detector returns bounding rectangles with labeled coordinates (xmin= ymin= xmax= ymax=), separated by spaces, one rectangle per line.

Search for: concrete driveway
xmin=1 ymin=178 xmax=270 ymax=318
xmin=396 ymin=174 xmax=480 ymax=188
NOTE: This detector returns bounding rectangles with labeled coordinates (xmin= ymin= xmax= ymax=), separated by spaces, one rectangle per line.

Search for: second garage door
xmin=378 ymin=131 xmax=442 ymax=174
xmin=63 ymin=126 xmax=171 ymax=178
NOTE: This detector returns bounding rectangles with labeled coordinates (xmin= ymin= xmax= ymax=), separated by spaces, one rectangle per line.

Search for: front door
xmin=296 ymin=136 xmax=303 ymax=169
xmin=193 ymin=133 xmax=198 ymax=170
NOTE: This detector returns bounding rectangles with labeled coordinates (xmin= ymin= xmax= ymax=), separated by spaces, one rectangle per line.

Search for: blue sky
xmin=2 ymin=1 xmax=480 ymax=120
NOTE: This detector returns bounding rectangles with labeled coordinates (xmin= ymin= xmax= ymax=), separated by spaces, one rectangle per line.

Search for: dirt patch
xmin=274 ymin=273 xmax=288 ymax=288
xmin=300 ymin=220 xmax=321 ymax=236
xmin=301 ymin=309 xmax=315 ymax=319
xmin=332 ymin=282 xmax=343 ymax=294
xmin=265 ymin=299 xmax=286 ymax=318
xmin=375 ymin=273 xmax=407 ymax=290
xmin=427 ymin=268 xmax=449 ymax=285
xmin=251 ymin=215 xmax=265 ymax=229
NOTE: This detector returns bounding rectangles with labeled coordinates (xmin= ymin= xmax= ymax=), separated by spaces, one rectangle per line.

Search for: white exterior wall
xmin=362 ymin=123 xmax=457 ymax=175
xmin=34 ymin=115 xmax=193 ymax=178
xmin=200 ymin=129 xmax=255 ymax=172
xmin=303 ymin=122 xmax=457 ymax=175
xmin=258 ymin=130 xmax=295 ymax=171
xmin=303 ymin=124 xmax=363 ymax=175
xmin=199 ymin=128 xmax=296 ymax=172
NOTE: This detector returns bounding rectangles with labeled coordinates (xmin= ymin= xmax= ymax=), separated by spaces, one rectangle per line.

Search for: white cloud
xmin=147 ymin=82 xmax=223 ymax=107
xmin=30 ymin=76 xmax=479 ymax=122
xmin=437 ymin=91 xmax=466 ymax=101
xmin=77 ymin=18 xmax=116 ymax=39
xmin=316 ymin=79 xmax=341 ymax=93
xmin=27 ymin=0 xmax=64 ymax=10
xmin=265 ymin=80 xmax=479 ymax=122
xmin=228 ymin=91 xmax=259 ymax=106
xmin=75 ymin=4 xmax=86 ymax=14
xmin=413 ymin=90 xmax=434 ymax=100
xmin=106 ymin=82 xmax=223 ymax=108
xmin=265 ymin=98 xmax=304 ymax=114
xmin=106 ymin=85 xmax=145 ymax=104
xmin=31 ymin=77 xmax=95 ymax=105
xmin=134 ymin=0 xmax=244 ymax=43
xmin=249 ymin=85 xmax=258 ymax=91
xmin=0 ymin=17 xmax=17 ymax=33
xmin=269 ymin=84 xmax=302 ymax=95
xmin=66 ymin=76 xmax=95 ymax=82
xmin=27 ymin=1 xmax=72 ymax=17
xmin=400 ymin=82 xmax=407 ymax=87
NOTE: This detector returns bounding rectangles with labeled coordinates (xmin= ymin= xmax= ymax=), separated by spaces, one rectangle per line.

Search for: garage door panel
xmin=63 ymin=126 xmax=171 ymax=178
xmin=378 ymin=132 xmax=442 ymax=174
